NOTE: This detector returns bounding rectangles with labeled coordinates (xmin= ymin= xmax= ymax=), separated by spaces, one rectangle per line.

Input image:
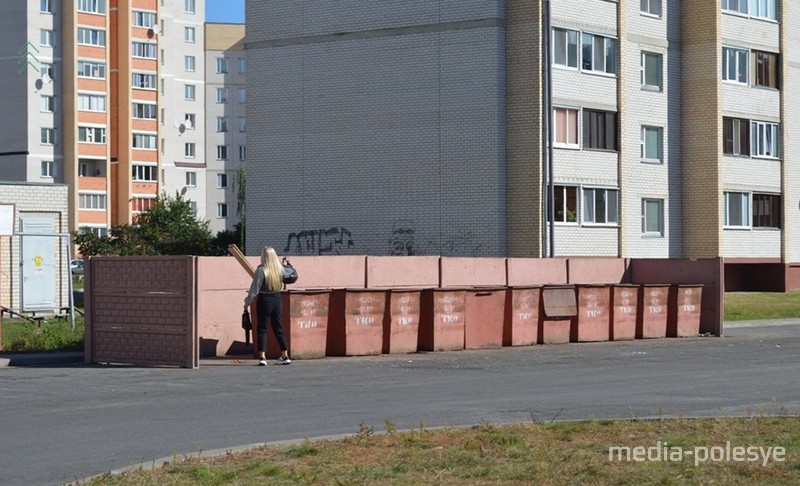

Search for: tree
xmin=74 ymin=193 xmax=215 ymax=257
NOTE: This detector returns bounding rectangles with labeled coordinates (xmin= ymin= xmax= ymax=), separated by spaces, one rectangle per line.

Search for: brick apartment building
xmin=245 ymin=0 xmax=799 ymax=290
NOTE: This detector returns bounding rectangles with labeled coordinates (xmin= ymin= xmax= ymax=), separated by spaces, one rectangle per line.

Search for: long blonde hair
xmin=260 ymin=246 xmax=283 ymax=291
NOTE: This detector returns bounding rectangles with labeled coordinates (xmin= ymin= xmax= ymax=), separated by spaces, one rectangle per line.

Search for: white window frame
xmin=132 ymin=197 xmax=156 ymax=213
xmin=78 ymin=126 xmax=107 ymax=144
xmin=184 ymin=55 xmax=196 ymax=72
xmin=583 ymin=188 xmax=619 ymax=225
xmin=238 ymin=58 xmax=246 ymax=74
xmin=41 ymin=128 xmax=55 ymax=145
xmin=132 ymin=102 xmax=157 ymax=120
xmin=552 ymin=27 xmax=579 ymax=69
xmin=217 ymin=145 xmax=228 ymax=160
xmin=132 ymin=133 xmax=157 ymax=150
xmin=184 ymin=142 xmax=196 ymax=158
xmin=133 ymin=11 xmax=156 ymax=28
xmin=751 ymin=121 xmax=779 ymax=158
xmin=41 ymin=161 xmax=54 ymax=178
xmin=722 ymin=46 xmax=748 ymax=84
xmin=216 ymin=88 xmax=229 ymax=103
xmin=582 ymin=33 xmax=617 ymax=75
xmin=132 ymin=42 xmax=157 ymax=59
xmin=77 ymin=60 xmax=106 ymax=79
xmin=79 ymin=192 xmax=107 ymax=210
xmin=216 ymin=116 xmax=228 ymax=132
xmin=185 ymin=113 xmax=196 ymax=130
xmin=239 ymin=145 xmax=246 ymax=161
xmin=750 ymin=0 xmax=777 ymax=20
xmin=185 ymin=171 xmax=196 ymax=187
xmin=184 ymin=84 xmax=196 ymax=101
xmin=184 ymin=0 xmax=196 ymax=14
xmin=642 ymin=199 xmax=664 ymax=236
xmin=722 ymin=0 xmax=748 ymax=15
xmin=40 ymin=0 xmax=53 ymax=13
xmin=185 ymin=26 xmax=195 ymax=43
xmin=217 ymin=173 xmax=228 ymax=189
xmin=641 ymin=126 xmax=663 ymax=163
xmin=40 ymin=95 xmax=55 ymax=113
xmin=216 ymin=58 xmax=228 ymax=74
xmin=77 ymin=0 xmax=106 ymax=14
xmin=77 ymin=27 xmax=106 ymax=47
xmin=238 ymin=117 xmax=246 ymax=133
xmin=724 ymin=192 xmax=751 ymax=228
xmin=238 ymin=88 xmax=246 ymax=104
xmin=40 ymin=29 xmax=55 ymax=47
xmin=132 ymin=72 xmax=157 ymax=89
xmin=641 ymin=51 xmax=662 ymax=90
xmin=132 ymin=163 xmax=157 ymax=182
xmin=553 ymin=107 xmax=579 ymax=148
xmin=217 ymin=203 xmax=228 ymax=219
xmin=640 ymin=0 xmax=662 ymax=17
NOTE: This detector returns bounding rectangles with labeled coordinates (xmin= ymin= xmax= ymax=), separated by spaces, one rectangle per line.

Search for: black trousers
xmin=256 ymin=292 xmax=288 ymax=353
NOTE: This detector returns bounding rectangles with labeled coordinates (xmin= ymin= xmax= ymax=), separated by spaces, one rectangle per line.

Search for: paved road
xmin=1 ymin=324 xmax=799 ymax=486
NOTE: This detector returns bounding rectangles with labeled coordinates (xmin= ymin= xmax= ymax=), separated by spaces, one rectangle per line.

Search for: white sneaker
xmin=275 ymin=356 xmax=291 ymax=365
xmin=258 ymin=359 xmax=267 ymax=366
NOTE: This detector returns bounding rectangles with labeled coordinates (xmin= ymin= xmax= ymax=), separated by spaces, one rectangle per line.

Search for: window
xmin=552 ymin=28 xmax=578 ymax=68
xmin=79 ymin=226 xmax=107 ymax=238
xmin=753 ymin=51 xmax=778 ymax=89
xmin=640 ymin=0 xmax=661 ymax=16
xmin=217 ymin=145 xmax=228 ymax=160
xmin=41 ymin=128 xmax=55 ymax=145
xmin=133 ymin=11 xmax=156 ymax=28
xmin=184 ymin=26 xmax=195 ymax=42
xmin=216 ymin=116 xmax=228 ymax=132
xmin=238 ymin=58 xmax=246 ymax=74
xmin=582 ymin=33 xmax=616 ymax=74
xmin=554 ymin=107 xmax=579 ymax=147
xmin=40 ymin=0 xmax=53 ymax=13
xmin=185 ymin=113 xmax=196 ymax=129
xmin=132 ymin=42 xmax=157 ymax=59
xmin=642 ymin=199 xmax=664 ymax=235
xmin=78 ymin=126 xmax=106 ymax=144
xmin=583 ymin=109 xmax=617 ymax=151
xmin=132 ymin=102 xmax=157 ymax=119
xmin=724 ymin=192 xmax=750 ymax=227
xmin=583 ymin=188 xmax=619 ymax=224
xmin=751 ymin=0 xmax=777 ymax=20
xmin=132 ymin=133 xmax=157 ymax=149
xmin=551 ymin=185 xmax=578 ymax=223
xmin=641 ymin=51 xmax=662 ymax=90
xmin=78 ymin=60 xmax=106 ymax=78
xmin=78 ymin=0 xmax=106 ymax=14
xmin=238 ymin=88 xmax=246 ymax=104
xmin=217 ymin=204 xmax=228 ymax=218
xmin=216 ymin=58 xmax=228 ymax=73
xmin=184 ymin=84 xmax=196 ymax=100
xmin=132 ymin=72 xmax=157 ymax=89
xmin=216 ymin=88 xmax=229 ymax=103
xmin=186 ymin=171 xmax=196 ymax=187
xmin=723 ymin=47 xmax=748 ymax=84
xmin=184 ymin=55 xmax=195 ymax=72
xmin=40 ymin=95 xmax=55 ymax=113
xmin=77 ymin=93 xmax=106 ymax=112
xmin=753 ymin=193 xmax=781 ymax=228
xmin=41 ymin=63 xmax=54 ymax=80
xmin=40 ymin=29 xmax=55 ymax=47
xmin=641 ymin=126 xmax=663 ymax=162
xmin=79 ymin=193 xmax=107 ymax=210
xmin=751 ymin=121 xmax=779 ymax=158
xmin=184 ymin=143 xmax=195 ymax=158
xmin=132 ymin=197 xmax=155 ymax=213
xmin=41 ymin=161 xmax=54 ymax=178
xmin=238 ymin=117 xmax=246 ymax=133
xmin=722 ymin=0 xmax=748 ymax=15
xmin=217 ymin=173 xmax=228 ymax=188
xmin=185 ymin=0 xmax=195 ymax=14
xmin=189 ymin=201 xmax=197 ymax=215
xmin=77 ymin=27 xmax=106 ymax=47
xmin=723 ymin=117 xmax=750 ymax=156
xmin=132 ymin=164 xmax=157 ymax=182
xmin=239 ymin=145 xmax=246 ymax=161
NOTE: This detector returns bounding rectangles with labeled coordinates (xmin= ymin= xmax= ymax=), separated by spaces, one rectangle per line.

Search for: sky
xmin=205 ymin=0 xmax=245 ymax=23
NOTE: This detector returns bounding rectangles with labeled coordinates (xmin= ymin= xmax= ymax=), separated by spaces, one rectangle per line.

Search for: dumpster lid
xmin=542 ymin=286 xmax=577 ymax=317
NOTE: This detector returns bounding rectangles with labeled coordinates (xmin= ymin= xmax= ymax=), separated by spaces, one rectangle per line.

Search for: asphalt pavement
xmin=0 ymin=321 xmax=798 ymax=486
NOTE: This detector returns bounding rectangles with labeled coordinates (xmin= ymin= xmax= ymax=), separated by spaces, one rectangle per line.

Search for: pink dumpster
xmin=383 ymin=289 xmax=421 ymax=354
xmin=539 ymin=285 xmax=576 ymax=344
xmin=574 ymin=285 xmax=611 ymax=342
xmin=611 ymin=284 xmax=638 ymax=341
xmin=419 ymin=288 xmax=466 ymax=352
xmin=266 ymin=290 xmax=330 ymax=360
xmin=637 ymin=284 xmax=669 ymax=339
xmin=503 ymin=286 xmax=541 ymax=346
xmin=668 ymin=284 xmax=703 ymax=337
xmin=464 ymin=287 xmax=506 ymax=350
xmin=327 ymin=289 xmax=386 ymax=356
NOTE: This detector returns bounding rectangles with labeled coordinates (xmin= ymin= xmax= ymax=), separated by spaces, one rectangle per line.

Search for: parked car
xmin=70 ymin=259 xmax=84 ymax=275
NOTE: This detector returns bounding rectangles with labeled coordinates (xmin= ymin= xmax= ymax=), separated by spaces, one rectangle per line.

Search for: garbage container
xmin=611 ymin=284 xmax=638 ymax=341
xmin=419 ymin=288 xmax=466 ymax=352
xmin=539 ymin=285 xmax=576 ymax=344
xmin=383 ymin=289 xmax=421 ymax=354
xmin=637 ymin=284 xmax=669 ymax=339
xmin=668 ymin=284 xmax=703 ymax=337
xmin=327 ymin=289 xmax=386 ymax=356
xmin=464 ymin=287 xmax=506 ymax=350
xmin=574 ymin=284 xmax=611 ymax=342
xmin=503 ymin=286 xmax=541 ymax=346
xmin=266 ymin=290 xmax=331 ymax=360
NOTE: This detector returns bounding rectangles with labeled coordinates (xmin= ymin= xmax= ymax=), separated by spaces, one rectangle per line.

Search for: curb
xmin=0 ymin=351 xmax=83 ymax=367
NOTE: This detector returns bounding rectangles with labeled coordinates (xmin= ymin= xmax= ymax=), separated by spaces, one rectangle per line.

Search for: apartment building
xmin=245 ymin=0 xmax=799 ymax=289
xmin=205 ymin=23 xmax=245 ymax=235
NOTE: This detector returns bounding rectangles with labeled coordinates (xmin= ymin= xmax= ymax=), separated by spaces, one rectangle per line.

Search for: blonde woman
xmin=243 ymin=246 xmax=291 ymax=366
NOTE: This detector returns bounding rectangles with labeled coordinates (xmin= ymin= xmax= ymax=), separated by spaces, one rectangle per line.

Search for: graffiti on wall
xmin=284 ymin=227 xmax=355 ymax=255
xmin=388 ymin=220 xmax=486 ymax=256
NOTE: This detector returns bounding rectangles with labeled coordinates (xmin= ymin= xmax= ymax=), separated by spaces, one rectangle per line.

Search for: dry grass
xmin=85 ymin=414 xmax=800 ymax=486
